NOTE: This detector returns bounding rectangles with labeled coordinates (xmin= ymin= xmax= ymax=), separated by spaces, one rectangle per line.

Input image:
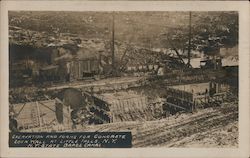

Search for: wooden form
xmin=164 ymin=82 xmax=229 ymax=114
xmin=12 ymin=98 xmax=71 ymax=132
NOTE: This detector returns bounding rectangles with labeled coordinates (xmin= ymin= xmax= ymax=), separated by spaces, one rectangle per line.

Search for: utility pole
xmin=111 ymin=12 xmax=115 ymax=75
xmin=187 ymin=11 xmax=192 ymax=68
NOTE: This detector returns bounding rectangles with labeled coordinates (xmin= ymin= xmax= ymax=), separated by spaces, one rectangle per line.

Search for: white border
xmin=1 ymin=1 xmax=249 ymax=158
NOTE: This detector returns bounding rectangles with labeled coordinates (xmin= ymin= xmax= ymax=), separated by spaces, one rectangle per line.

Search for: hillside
xmin=9 ymin=11 xmax=238 ymax=69
xmin=9 ymin=11 xmax=238 ymax=49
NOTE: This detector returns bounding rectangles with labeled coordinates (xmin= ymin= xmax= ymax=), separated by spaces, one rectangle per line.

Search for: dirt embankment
xmin=79 ymin=102 xmax=238 ymax=148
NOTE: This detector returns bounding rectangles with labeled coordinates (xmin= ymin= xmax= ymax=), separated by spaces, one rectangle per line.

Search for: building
xmin=69 ymin=58 xmax=100 ymax=80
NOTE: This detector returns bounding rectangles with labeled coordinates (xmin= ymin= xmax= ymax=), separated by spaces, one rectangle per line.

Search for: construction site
xmin=9 ymin=11 xmax=239 ymax=147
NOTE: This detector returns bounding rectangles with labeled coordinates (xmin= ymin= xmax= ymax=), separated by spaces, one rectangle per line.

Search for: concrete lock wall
xmin=111 ymin=97 xmax=148 ymax=122
xmin=170 ymin=82 xmax=210 ymax=95
xmin=111 ymin=97 xmax=147 ymax=114
xmin=167 ymin=82 xmax=229 ymax=111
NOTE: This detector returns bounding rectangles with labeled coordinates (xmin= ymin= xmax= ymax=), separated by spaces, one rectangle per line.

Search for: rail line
xmin=133 ymin=110 xmax=237 ymax=147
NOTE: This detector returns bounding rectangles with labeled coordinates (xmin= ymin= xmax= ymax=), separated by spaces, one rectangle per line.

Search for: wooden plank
xmin=165 ymin=102 xmax=186 ymax=111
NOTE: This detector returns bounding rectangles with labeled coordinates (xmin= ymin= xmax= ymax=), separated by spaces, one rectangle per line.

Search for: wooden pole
xmin=111 ymin=12 xmax=116 ymax=75
xmin=187 ymin=12 xmax=192 ymax=67
xmin=36 ymin=101 xmax=42 ymax=128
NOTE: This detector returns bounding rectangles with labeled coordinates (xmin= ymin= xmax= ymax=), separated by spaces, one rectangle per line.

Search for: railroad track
xmin=133 ymin=110 xmax=237 ymax=147
xmin=133 ymin=113 xmax=221 ymax=146
xmin=132 ymin=109 xmax=222 ymax=139
xmin=132 ymin=105 xmax=238 ymax=139
xmin=94 ymin=110 xmax=218 ymax=132
xmin=76 ymin=103 xmax=238 ymax=147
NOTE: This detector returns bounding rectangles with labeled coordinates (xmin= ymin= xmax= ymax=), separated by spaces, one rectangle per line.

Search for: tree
xmin=160 ymin=12 xmax=238 ymax=67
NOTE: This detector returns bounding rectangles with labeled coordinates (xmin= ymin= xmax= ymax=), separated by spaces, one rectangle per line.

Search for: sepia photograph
xmin=1 ymin=1 xmax=249 ymax=158
xmin=8 ymin=10 xmax=239 ymax=147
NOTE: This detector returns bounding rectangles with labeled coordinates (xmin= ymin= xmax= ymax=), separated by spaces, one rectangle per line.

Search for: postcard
xmin=0 ymin=1 xmax=249 ymax=158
